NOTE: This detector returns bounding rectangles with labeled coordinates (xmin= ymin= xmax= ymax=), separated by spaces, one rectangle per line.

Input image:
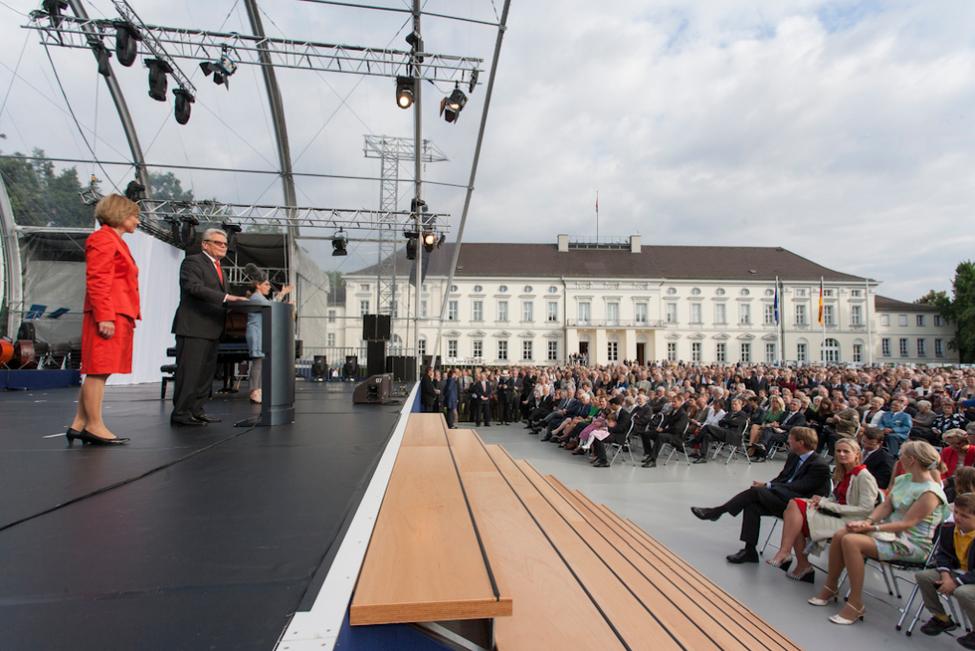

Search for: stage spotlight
xmin=221 ymin=220 xmax=242 ymax=249
xmin=92 ymin=42 xmax=112 ymax=78
xmin=405 ymin=31 xmax=424 ymax=62
xmin=404 ymin=230 xmax=419 ymax=260
xmin=124 ymin=179 xmax=145 ymax=202
xmin=41 ymin=0 xmax=68 ymax=28
xmin=422 ymin=230 xmax=437 ymax=253
xmin=396 ymin=76 xmax=415 ymax=109
xmin=199 ymin=48 xmax=237 ymax=89
xmin=178 ymin=214 xmax=199 ymax=247
xmin=173 ymin=88 xmax=194 ymax=125
xmin=440 ymin=85 xmax=467 ymax=124
xmin=114 ymin=21 xmax=141 ymax=67
xmin=145 ymin=58 xmax=172 ymax=102
xmin=331 ymin=229 xmax=348 ymax=256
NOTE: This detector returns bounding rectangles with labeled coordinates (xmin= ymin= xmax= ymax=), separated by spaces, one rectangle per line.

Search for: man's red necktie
xmin=215 ymin=260 xmax=224 ymax=285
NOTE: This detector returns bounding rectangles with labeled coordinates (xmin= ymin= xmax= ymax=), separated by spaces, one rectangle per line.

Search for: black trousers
xmin=173 ymin=335 xmax=219 ymax=419
xmin=498 ymin=393 xmax=513 ymax=422
xmin=719 ymin=486 xmax=789 ymax=549
xmin=642 ymin=430 xmax=683 ymax=461
xmin=697 ymin=424 xmax=737 ymax=457
xmin=474 ymin=399 xmax=491 ymax=425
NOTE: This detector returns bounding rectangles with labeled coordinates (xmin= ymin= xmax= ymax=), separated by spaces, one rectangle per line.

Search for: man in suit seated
xmin=748 ymin=398 xmax=806 ymax=460
xmin=858 ymin=425 xmax=894 ymax=489
xmin=690 ymin=427 xmax=831 ymax=563
xmin=687 ymin=398 xmax=749 ymax=463
xmin=641 ymin=395 xmax=689 ymax=468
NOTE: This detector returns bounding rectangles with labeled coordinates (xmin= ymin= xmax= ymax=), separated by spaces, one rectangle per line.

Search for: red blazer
xmin=942 ymin=445 xmax=975 ymax=480
xmin=83 ymin=225 xmax=141 ymax=322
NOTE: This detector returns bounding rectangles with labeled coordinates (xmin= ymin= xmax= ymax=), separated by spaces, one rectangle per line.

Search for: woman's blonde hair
xmin=900 ymin=440 xmax=947 ymax=476
xmin=955 ymin=467 xmax=975 ymax=496
xmin=94 ymin=194 xmax=138 ymax=227
xmin=833 ymin=437 xmax=863 ymax=484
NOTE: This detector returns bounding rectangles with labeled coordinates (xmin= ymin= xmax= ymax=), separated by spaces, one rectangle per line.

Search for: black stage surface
xmin=0 ymin=381 xmax=404 ymax=650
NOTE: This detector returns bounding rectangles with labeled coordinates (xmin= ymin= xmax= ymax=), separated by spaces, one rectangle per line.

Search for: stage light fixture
xmin=92 ymin=42 xmax=112 ymax=78
xmin=468 ymin=69 xmax=479 ymax=93
xmin=199 ymin=48 xmax=237 ymax=89
xmin=178 ymin=214 xmax=199 ymax=247
xmin=114 ymin=21 xmax=141 ymax=68
xmin=145 ymin=58 xmax=172 ymax=102
xmin=173 ymin=88 xmax=194 ymax=125
xmin=440 ymin=85 xmax=467 ymax=124
xmin=221 ymin=220 xmax=242 ymax=249
xmin=124 ymin=179 xmax=145 ymax=202
xmin=404 ymin=230 xmax=419 ymax=261
xmin=405 ymin=31 xmax=424 ymax=62
xmin=422 ymin=230 xmax=437 ymax=253
xmin=437 ymin=233 xmax=446 ymax=248
xmin=396 ymin=76 xmax=415 ymax=109
xmin=331 ymin=229 xmax=348 ymax=256
xmin=41 ymin=0 xmax=68 ymax=28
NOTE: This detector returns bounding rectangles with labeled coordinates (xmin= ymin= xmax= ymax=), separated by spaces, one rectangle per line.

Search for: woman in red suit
xmin=67 ymin=194 xmax=141 ymax=446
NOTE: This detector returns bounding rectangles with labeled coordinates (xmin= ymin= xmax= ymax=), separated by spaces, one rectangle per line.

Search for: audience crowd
xmin=419 ymin=361 xmax=975 ymax=643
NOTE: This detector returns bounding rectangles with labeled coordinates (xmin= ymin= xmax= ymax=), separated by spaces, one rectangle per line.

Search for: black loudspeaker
xmin=422 ymin=355 xmax=441 ymax=371
xmin=311 ymin=355 xmax=327 ymax=381
xmin=343 ymin=355 xmax=358 ymax=379
xmin=367 ymin=341 xmax=386 ymax=377
xmin=385 ymin=356 xmax=418 ymax=382
xmin=362 ymin=314 xmax=392 ymax=341
xmin=353 ymin=373 xmax=394 ymax=404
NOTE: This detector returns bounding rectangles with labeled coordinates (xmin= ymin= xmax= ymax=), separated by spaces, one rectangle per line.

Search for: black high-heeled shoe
xmin=79 ymin=429 xmax=130 ymax=446
xmin=65 ymin=427 xmax=82 ymax=445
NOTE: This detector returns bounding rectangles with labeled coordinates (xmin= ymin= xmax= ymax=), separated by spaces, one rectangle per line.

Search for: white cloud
xmin=1 ymin=1 xmax=973 ymax=299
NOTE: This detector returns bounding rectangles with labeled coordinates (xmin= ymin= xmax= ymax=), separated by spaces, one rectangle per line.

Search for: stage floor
xmin=0 ymin=381 xmax=404 ymax=650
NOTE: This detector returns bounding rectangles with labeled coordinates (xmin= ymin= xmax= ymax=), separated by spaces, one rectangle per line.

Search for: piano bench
xmin=160 ymin=364 xmax=177 ymax=400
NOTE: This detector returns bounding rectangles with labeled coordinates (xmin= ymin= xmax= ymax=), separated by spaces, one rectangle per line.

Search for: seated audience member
xmin=821 ymin=403 xmax=861 ymax=455
xmin=915 ymin=493 xmax=975 ymax=647
xmin=932 ymin=401 xmax=968 ymax=440
xmin=909 ymin=400 xmax=939 ymax=445
xmin=689 ymin=398 xmax=749 ymax=463
xmin=808 ymin=441 xmax=948 ymax=625
xmin=861 ymin=397 xmax=887 ymax=428
xmin=767 ymin=438 xmax=880 ymax=582
xmin=859 ymin=426 xmax=895 ymax=490
xmin=690 ymin=427 xmax=830 ymax=564
xmin=746 ymin=396 xmax=785 ymax=449
xmin=942 ymin=429 xmax=975 ymax=480
xmin=880 ymin=397 xmax=913 ymax=456
xmin=640 ymin=396 xmax=689 ymax=468
xmin=591 ymin=399 xmax=633 ymax=468
xmin=748 ymin=398 xmax=806 ymax=460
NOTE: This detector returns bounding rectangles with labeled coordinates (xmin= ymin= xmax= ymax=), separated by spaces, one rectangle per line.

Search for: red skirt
xmin=80 ymin=312 xmax=135 ymax=375
xmin=795 ymin=499 xmax=811 ymax=538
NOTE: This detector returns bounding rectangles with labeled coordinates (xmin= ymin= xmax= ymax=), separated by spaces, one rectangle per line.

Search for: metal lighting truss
xmin=110 ymin=0 xmax=196 ymax=96
xmin=140 ymin=199 xmax=448 ymax=232
xmin=24 ymin=12 xmax=483 ymax=85
xmin=362 ymin=135 xmax=447 ymax=316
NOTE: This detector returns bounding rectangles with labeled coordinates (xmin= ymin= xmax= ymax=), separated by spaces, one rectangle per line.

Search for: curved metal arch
xmin=67 ymin=0 xmax=151 ymax=195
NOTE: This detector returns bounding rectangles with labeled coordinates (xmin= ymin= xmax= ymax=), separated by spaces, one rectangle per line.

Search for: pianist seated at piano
xmin=243 ymin=263 xmax=293 ymax=405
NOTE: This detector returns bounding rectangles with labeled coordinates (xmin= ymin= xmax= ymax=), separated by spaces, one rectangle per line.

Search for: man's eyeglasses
xmin=204 ymin=239 xmax=228 ymax=247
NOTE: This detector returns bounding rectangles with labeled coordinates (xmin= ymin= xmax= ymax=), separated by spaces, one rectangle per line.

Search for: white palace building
xmin=329 ymin=235 xmax=957 ymax=367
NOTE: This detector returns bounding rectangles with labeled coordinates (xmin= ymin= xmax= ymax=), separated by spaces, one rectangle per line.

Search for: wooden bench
xmin=350 ymin=414 xmax=512 ymax=625
xmin=351 ymin=419 xmax=800 ymax=650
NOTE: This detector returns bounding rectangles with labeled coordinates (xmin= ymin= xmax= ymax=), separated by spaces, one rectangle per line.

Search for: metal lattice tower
xmin=363 ymin=136 xmax=447 ymax=317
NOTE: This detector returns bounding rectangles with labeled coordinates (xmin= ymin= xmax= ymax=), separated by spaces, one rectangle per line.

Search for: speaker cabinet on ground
xmin=353 ymin=373 xmax=393 ymax=404
xmin=385 ymin=355 xmax=417 ymax=382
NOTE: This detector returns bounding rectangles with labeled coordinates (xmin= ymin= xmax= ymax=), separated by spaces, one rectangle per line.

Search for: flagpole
xmin=595 ymin=190 xmax=599 ymax=242
xmin=865 ymin=277 xmax=873 ymax=366
xmin=820 ymin=276 xmax=826 ymax=363
xmin=776 ymin=276 xmax=784 ymax=365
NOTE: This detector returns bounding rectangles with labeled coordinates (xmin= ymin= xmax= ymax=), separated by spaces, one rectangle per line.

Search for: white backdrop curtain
xmin=108 ymin=230 xmax=183 ymax=386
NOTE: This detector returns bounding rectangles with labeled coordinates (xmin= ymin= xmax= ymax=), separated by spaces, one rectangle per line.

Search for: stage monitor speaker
xmin=343 ymin=355 xmax=358 ymax=379
xmin=353 ymin=373 xmax=394 ymax=404
xmin=311 ymin=355 xmax=327 ymax=381
xmin=362 ymin=314 xmax=392 ymax=341
xmin=367 ymin=341 xmax=386 ymax=377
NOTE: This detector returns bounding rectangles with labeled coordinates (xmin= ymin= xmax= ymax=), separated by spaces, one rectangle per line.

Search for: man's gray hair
xmin=202 ymin=227 xmax=227 ymax=242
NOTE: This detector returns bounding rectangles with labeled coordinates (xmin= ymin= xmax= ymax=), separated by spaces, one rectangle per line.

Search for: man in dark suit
xmin=593 ymin=398 xmax=634 ymax=468
xmin=470 ymin=371 xmax=493 ymax=427
xmin=860 ymin=426 xmax=895 ymax=489
xmin=641 ymin=396 xmax=689 ymax=468
xmin=690 ymin=426 xmax=831 ymax=563
xmin=420 ymin=367 xmax=439 ymax=413
xmin=171 ymin=228 xmax=246 ymax=426
xmin=689 ymin=398 xmax=749 ymax=462
xmin=750 ymin=398 xmax=807 ymax=459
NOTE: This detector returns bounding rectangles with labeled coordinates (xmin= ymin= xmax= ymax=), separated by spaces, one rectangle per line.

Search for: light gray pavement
xmin=476 ymin=422 xmax=958 ymax=651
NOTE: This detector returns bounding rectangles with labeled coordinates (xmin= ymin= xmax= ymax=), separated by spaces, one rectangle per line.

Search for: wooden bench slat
xmin=400 ymin=413 xmax=450 ymax=446
xmin=350 ymin=417 xmax=511 ymax=626
xmin=545 ymin=476 xmax=800 ymax=651
xmin=447 ymin=430 xmax=627 ymax=651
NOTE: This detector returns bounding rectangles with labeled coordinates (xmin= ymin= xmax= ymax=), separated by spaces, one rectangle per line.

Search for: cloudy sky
xmin=1 ymin=0 xmax=973 ymax=300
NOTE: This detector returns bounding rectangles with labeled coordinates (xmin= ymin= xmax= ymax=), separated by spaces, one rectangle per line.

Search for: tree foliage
xmin=0 ymin=149 xmax=93 ymax=227
xmin=924 ymin=262 xmax=975 ymax=363
xmin=148 ymin=171 xmax=194 ymax=201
